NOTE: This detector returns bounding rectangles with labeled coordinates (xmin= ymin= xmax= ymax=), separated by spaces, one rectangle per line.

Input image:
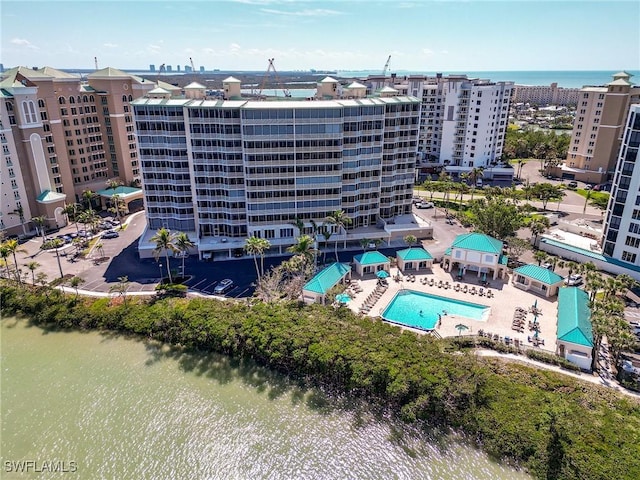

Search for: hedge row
xmin=1 ymin=284 xmax=639 ymax=480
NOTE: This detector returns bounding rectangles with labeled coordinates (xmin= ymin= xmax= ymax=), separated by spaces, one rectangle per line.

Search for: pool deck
xmin=345 ymin=263 xmax=558 ymax=352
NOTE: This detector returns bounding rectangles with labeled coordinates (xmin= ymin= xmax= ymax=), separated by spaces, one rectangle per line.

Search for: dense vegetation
xmin=2 ymin=284 xmax=639 ymax=480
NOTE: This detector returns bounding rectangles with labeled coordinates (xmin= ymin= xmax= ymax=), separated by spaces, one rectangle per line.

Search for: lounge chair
xmin=462 ymin=285 xmax=468 ymax=293
xmin=470 ymin=287 xmax=477 ymax=295
xmin=479 ymin=288 xmax=484 ymax=296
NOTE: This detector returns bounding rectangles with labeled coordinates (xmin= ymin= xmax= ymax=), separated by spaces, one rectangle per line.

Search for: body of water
xmin=336 ymin=70 xmax=640 ymax=88
xmin=0 ymin=318 xmax=529 ymax=479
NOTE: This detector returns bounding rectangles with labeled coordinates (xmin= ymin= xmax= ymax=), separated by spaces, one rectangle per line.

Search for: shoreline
xmin=2 ymin=283 xmax=639 ymax=479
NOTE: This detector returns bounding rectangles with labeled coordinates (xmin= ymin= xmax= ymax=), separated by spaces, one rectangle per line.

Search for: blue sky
xmin=2 ymin=0 xmax=639 ymax=71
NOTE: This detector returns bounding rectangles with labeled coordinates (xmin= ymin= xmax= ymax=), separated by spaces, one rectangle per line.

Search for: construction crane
xmin=257 ymin=58 xmax=291 ymax=98
xmin=382 ymin=55 xmax=391 ymax=76
xmin=189 ymin=57 xmax=196 ymax=73
xmin=94 ymin=56 xmax=99 ymax=70
xmin=156 ymin=64 xmax=166 ymax=84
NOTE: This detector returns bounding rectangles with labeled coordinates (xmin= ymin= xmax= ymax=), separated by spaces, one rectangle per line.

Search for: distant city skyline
xmin=2 ymin=0 xmax=639 ymax=72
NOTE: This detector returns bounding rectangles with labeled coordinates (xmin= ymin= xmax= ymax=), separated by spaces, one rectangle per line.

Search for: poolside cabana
xmin=396 ymin=247 xmax=434 ymax=272
xmin=556 ymin=287 xmax=593 ymax=371
xmin=442 ymin=233 xmax=508 ymax=280
xmin=512 ymin=264 xmax=564 ymax=297
xmin=353 ymin=251 xmax=390 ymax=276
xmin=302 ymin=262 xmax=352 ymax=305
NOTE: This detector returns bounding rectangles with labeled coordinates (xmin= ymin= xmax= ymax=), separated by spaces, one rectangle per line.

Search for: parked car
xmin=416 ymin=201 xmax=434 ymax=209
xmin=214 ymin=279 xmax=234 ymax=294
xmin=585 ymin=184 xmax=593 ymax=190
xmin=102 ymin=230 xmax=120 ymax=239
xmin=565 ymin=274 xmax=583 ymax=286
xmin=232 ymin=248 xmax=244 ymax=258
xmin=540 ymin=263 xmax=553 ymax=270
xmin=567 ymin=181 xmax=578 ymax=189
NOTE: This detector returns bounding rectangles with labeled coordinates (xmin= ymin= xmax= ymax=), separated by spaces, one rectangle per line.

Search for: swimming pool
xmin=381 ymin=290 xmax=489 ymax=331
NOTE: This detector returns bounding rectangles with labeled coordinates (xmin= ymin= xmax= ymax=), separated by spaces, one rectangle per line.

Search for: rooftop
xmin=353 ymin=251 xmax=390 ymax=266
xmin=303 ymin=262 xmax=351 ymax=295
xmin=514 ymin=264 xmax=564 ymax=285
xmin=396 ymin=247 xmax=433 ymax=261
xmin=557 ymin=287 xmax=593 ymax=347
xmin=451 ymin=232 xmax=503 ymax=254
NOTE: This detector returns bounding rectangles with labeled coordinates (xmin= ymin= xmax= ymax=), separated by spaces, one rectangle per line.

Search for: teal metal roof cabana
xmin=451 ymin=232 xmax=503 ymax=253
xmin=513 ymin=264 xmax=564 ymax=297
xmin=396 ymin=247 xmax=434 ymax=272
xmin=443 ymin=232 xmax=507 ymax=280
xmin=557 ymin=287 xmax=593 ymax=347
xmin=556 ymin=287 xmax=593 ymax=370
xmin=353 ymin=251 xmax=390 ymax=276
xmin=302 ymin=262 xmax=351 ymax=304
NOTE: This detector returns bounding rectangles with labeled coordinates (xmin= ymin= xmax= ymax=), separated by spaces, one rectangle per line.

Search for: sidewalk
xmin=476 ymin=349 xmax=640 ymax=400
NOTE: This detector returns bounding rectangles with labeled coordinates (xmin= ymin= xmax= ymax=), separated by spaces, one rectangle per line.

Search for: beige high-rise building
xmin=558 ymin=72 xmax=640 ymax=184
xmin=0 ymin=66 xmax=163 ymax=234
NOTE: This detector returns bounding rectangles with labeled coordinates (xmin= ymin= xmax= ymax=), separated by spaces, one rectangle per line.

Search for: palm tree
xmin=174 ymin=232 xmax=194 ymax=278
xmin=94 ymin=242 xmax=105 ymax=258
xmin=325 ymin=210 xmax=352 ymax=261
xmin=3 ymin=239 xmax=27 ymax=283
xmin=516 ymin=158 xmax=526 ymax=180
xmin=31 ymin=215 xmax=47 ymax=243
xmin=109 ymin=276 xmax=130 ymax=305
xmin=529 ymin=218 xmax=549 ymax=245
xmin=108 ymin=194 xmax=127 ymax=227
xmin=9 ymin=206 xmax=28 ymax=236
xmin=403 ymin=235 xmax=417 ymax=250
xmin=0 ymin=244 xmax=11 ymax=279
xmin=244 ymin=236 xmax=271 ymax=282
xmin=359 ymin=238 xmax=371 ymax=252
xmin=150 ymin=227 xmax=177 ymax=283
xmin=68 ymin=276 xmax=85 ymax=299
xmin=78 ymin=210 xmax=100 ymax=234
xmin=533 ymin=250 xmax=548 ymax=266
xmin=320 ymin=225 xmax=333 ymax=264
xmin=62 ymin=203 xmax=82 ymax=234
xmin=287 ymin=234 xmax=316 ymax=266
xmin=42 ymin=238 xmax=65 ymax=279
xmin=82 ymin=189 xmax=98 ymax=214
xmin=582 ymin=189 xmax=593 ymax=215
xmin=25 ymin=261 xmax=40 ymax=285
xmin=468 ymin=167 xmax=484 ymax=202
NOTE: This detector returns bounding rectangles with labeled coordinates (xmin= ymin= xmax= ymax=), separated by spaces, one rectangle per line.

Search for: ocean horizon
xmin=335 ymin=70 xmax=640 ymax=88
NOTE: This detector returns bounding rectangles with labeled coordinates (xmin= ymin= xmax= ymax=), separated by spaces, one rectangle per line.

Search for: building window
xmin=622 ymin=251 xmax=637 ymax=263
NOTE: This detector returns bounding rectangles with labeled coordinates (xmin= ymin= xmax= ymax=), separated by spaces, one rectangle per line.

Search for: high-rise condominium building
xmin=364 ymin=74 xmax=513 ymax=177
xmin=0 ymin=66 xmax=167 ymax=234
xmin=134 ymin=78 xmax=424 ymax=259
xmin=601 ymin=104 xmax=640 ymax=267
xmin=511 ymin=83 xmax=580 ymax=106
xmin=558 ymin=72 xmax=640 ymax=184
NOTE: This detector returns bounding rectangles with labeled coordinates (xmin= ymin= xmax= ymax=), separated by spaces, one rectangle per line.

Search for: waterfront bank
xmin=2 ymin=285 xmax=640 ymax=479
xmin=1 ymin=317 xmax=528 ymax=480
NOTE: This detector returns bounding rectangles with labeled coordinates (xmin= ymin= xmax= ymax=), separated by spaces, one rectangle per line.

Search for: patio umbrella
xmin=376 ymin=270 xmax=390 ymax=279
xmin=336 ymin=293 xmax=351 ymax=304
xmin=533 ymin=299 xmax=538 ymax=309
xmin=455 ymin=323 xmax=469 ymax=336
xmin=458 ymin=266 xmax=463 ymax=277
xmin=482 ymin=272 xmax=487 ymax=283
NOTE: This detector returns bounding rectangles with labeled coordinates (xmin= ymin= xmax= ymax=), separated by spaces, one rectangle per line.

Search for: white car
xmin=214 ymin=279 xmax=234 ymax=294
xmin=416 ymin=201 xmax=434 ymax=209
xmin=565 ymin=274 xmax=583 ymax=286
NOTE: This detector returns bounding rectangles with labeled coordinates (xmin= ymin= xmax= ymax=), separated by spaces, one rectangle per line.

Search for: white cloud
xmin=103 ymin=43 xmax=118 ymax=48
xmin=10 ymin=38 xmax=38 ymax=50
xmin=422 ymin=48 xmax=434 ymax=57
xmin=260 ymin=8 xmax=342 ymax=17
